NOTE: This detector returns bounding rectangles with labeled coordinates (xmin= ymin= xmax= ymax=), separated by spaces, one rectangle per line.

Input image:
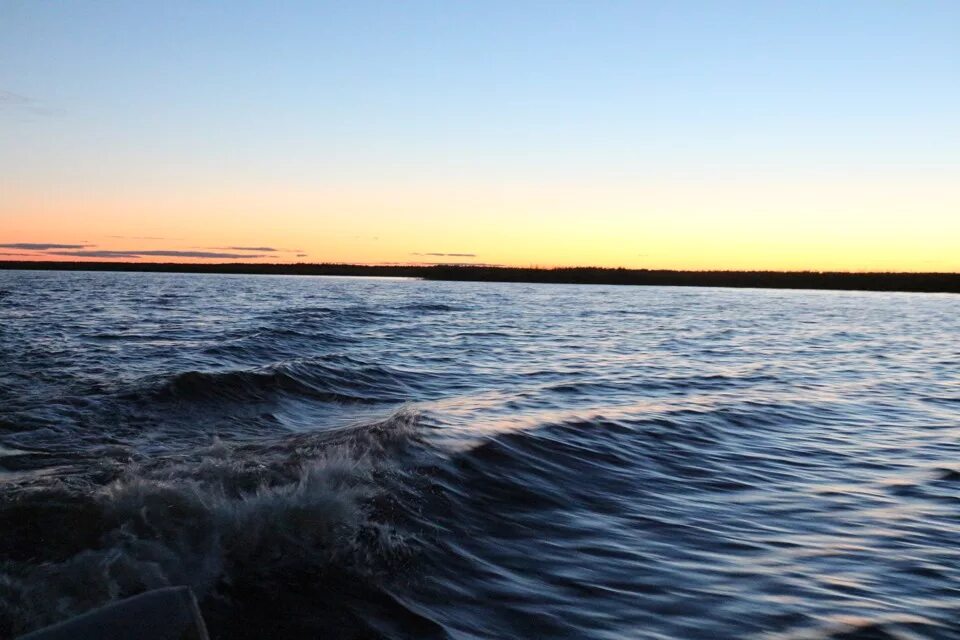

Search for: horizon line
xmin=1 ymin=259 xmax=959 ymax=277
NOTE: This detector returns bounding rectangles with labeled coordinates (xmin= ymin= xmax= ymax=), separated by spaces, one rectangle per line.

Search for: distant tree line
xmin=423 ymin=265 xmax=960 ymax=293
xmin=1 ymin=261 xmax=958 ymax=294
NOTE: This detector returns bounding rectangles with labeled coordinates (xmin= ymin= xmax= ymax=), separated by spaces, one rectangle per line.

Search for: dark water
xmin=1 ymin=271 xmax=959 ymax=640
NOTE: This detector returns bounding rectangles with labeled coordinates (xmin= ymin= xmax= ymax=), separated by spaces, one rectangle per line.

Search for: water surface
xmin=1 ymin=271 xmax=959 ymax=639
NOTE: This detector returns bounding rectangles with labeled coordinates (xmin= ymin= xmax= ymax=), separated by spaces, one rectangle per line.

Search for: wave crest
xmin=140 ymin=356 xmax=419 ymax=405
xmin=0 ymin=411 xmax=424 ymax=638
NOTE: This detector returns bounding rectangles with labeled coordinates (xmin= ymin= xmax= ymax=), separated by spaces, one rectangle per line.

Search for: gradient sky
xmin=2 ymin=1 xmax=958 ymax=270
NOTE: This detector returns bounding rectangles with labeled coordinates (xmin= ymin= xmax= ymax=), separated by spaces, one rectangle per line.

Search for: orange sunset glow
xmin=4 ymin=172 xmax=959 ymax=271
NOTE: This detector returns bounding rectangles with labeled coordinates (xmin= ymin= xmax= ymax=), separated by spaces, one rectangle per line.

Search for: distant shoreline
xmin=1 ymin=261 xmax=958 ymax=294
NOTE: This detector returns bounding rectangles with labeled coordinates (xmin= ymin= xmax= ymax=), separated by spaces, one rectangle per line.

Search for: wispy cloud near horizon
xmin=211 ymin=246 xmax=280 ymax=252
xmin=412 ymin=252 xmax=478 ymax=258
xmin=0 ymin=90 xmax=59 ymax=116
xmin=0 ymin=241 xmax=283 ymax=260
xmin=0 ymin=243 xmax=89 ymax=250
xmin=48 ymin=250 xmax=265 ymax=259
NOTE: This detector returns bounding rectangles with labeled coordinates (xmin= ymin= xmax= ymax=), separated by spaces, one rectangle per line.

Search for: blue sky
xmin=2 ymin=1 xmax=958 ymax=269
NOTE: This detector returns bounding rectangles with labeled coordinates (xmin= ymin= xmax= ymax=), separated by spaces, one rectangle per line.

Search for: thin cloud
xmin=210 ymin=246 xmax=280 ymax=252
xmin=0 ymin=243 xmax=89 ymax=250
xmin=48 ymin=251 xmax=141 ymax=259
xmin=0 ymin=90 xmax=58 ymax=116
xmin=296 ymin=254 xmax=308 ymax=258
xmin=0 ymin=90 xmax=32 ymax=110
xmin=412 ymin=252 xmax=478 ymax=258
xmin=49 ymin=250 xmax=264 ymax=259
xmin=0 ymin=252 xmax=39 ymax=257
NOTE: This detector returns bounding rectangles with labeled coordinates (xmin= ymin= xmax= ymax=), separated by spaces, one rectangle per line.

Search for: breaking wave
xmin=0 ymin=411 xmax=432 ymax=638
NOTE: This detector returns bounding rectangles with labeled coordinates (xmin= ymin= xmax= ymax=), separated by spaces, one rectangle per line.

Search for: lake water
xmin=1 ymin=270 xmax=959 ymax=639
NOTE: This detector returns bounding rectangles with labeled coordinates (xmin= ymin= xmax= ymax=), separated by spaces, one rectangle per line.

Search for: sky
xmin=2 ymin=0 xmax=958 ymax=271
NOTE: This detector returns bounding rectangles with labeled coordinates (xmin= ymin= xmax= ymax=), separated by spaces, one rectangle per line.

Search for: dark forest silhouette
xmin=1 ymin=261 xmax=958 ymax=294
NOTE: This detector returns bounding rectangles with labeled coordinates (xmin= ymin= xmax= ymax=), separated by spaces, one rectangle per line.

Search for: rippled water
xmin=1 ymin=270 xmax=959 ymax=640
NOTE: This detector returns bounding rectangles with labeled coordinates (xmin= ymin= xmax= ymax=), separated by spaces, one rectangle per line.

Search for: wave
xmin=399 ymin=303 xmax=460 ymax=313
xmin=266 ymin=304 xmax=391 ymax=326
xmin=135 ymin=356 xmax=421 ymax=406
xmin=772 ymin=613 xmax=950 ymax=639
xmin=441 ymin=411 xmax=739 ymax=516
xmin=0 ymin=411 xmax=434 ymax=639
xmin=540 ymin=372 xmax=776 ymax=397
xmin=202 ymin=325 xmax=359 ymax=360
xmin=3 ymin=401 xmax=960 ymax=639
xmin=0 ymin=353 xmax=446 ymax=458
